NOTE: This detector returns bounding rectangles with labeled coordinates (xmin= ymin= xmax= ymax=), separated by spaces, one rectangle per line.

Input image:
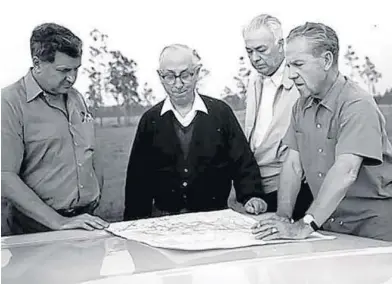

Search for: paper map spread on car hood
xmin=107 ymin=209 xmax=335 ymax=250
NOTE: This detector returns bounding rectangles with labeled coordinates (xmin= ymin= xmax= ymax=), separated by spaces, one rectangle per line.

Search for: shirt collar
xmin=302 ymin=72 xmax=346 ymax=112
xmin=258 ymin=59 xmax=294 ymax=90
xmin=160 ymin=92 xmax=208 ymax=116
xmin=24 ymin=69 xmax=44 ymax=103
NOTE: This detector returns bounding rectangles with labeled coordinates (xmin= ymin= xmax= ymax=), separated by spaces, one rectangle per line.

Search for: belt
xmin=57 ymin=200 xmax=99 ymax=217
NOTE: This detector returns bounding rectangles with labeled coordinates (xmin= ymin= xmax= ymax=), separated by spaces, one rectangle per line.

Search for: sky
xmin=1 ymin=0 xmax=391 ymax=105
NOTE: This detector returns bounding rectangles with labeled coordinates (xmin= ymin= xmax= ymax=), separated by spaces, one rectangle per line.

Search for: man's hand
xmin=244 ymin=197 xmax=268 ymax=215
xmin=55 ymin=214 xmax=110 ymax=231
xmin=251 ymin=219 xmax=313 ymax=241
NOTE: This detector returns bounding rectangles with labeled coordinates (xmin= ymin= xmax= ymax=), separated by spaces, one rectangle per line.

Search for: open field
xmin=2 ymin=105 xmax=392 ymax=235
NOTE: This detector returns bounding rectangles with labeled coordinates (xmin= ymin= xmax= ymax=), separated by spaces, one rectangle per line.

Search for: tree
xmin=84 ymin=29 xmax=110 ymax=127
xmin=233 ymin=56 xmax=251 ymax=99
xmin=344 ymin=45 xmax=361 ymax=82
xmin=221 ymin=56 xmax=251 ymax=110
xmin=360 ymin=56 xmax=382 ymax=95
xmin=140 ymin=82 xmax=155 ymax=107
xmin=106 ymin=50 xmax=139 ymax=125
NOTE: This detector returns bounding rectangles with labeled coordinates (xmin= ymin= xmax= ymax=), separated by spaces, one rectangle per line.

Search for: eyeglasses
xmin=158 ymin=69 xmax=195 ymax=85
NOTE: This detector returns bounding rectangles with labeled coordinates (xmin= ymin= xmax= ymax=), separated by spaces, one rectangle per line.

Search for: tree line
xmin=84 ymin=30 xmax=390 ymax=127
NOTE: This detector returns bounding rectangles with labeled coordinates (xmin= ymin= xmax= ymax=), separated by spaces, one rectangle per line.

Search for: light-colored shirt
xmin=1 ymin=70 xmax=101 ymax=211
xmin=160 ymin=93 xmax=208 ymax=126
xmin=245 ymin=61 xmax=300 ymax=193
xmin=283 ymin=73 xmax=392 ymax=236
xmin=251 ymin=61 xmax=285 ymax=149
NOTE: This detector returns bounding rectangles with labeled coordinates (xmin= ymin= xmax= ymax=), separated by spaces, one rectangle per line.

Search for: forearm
xmin=277 ymin=160 xmax=303 ymax=218
xmin=93 ymin=149 xmax=104 ymax=190
xmin=307 ymin=164 xmax=357 ymax=226
xmin=1 ymin=172 xmax=65 ymax=229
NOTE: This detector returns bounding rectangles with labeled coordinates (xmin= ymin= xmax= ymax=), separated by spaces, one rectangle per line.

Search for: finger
xmin=260 ymin=231 xmax=281 ymax=241
xmin=91 ymin=216 xmax=110 ymax=228
xmin=80 ymin=222 xmax=96 ymax=231
xmin=63 ymin=221 xmax=95 ymax=231
xmin=245 ymin=204 xmax=255 ymax=214
xmin=85 ymin=219 xmax=105 ymax=230
xmin=251 ymin=217 xmax=276 ymax=229
xmin=255 ymin=227 xmax=279 ymax=240
xmin=253 ymin=200 xmax=266 ymax=215
xmin=252 ymin=221 xmax=277 ymax=234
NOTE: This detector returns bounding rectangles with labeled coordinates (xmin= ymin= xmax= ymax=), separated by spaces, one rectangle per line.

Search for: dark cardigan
xmin=123 ymin=95 xmax=263 ymax=220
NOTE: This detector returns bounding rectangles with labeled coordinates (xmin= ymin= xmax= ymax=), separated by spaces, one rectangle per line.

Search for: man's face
xmin=35 ymin=51 xmax=82 ymax=95
xmin=158 ymin=51 xmax=200 ymax=106
xmin=286 ymin=37 xmax=328 ymax=98
xmin=244 ymin=26 xmax=283 ymax=76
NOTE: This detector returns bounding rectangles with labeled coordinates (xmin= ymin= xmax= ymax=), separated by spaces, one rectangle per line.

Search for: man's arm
xmin=307 ymin=98 xmax=382 ymax=226
xmin=123 ymin=114 xmax=153 ymax=220
xmin=307 ymin=154 xmax=362 ymax=226
xmin=1 ymin=97 xmax=107 ymax=231
xmin=224 ymin=104 xmax=263 ymax=204
xmin=276 ymin=149 xmax=303 ymax=218
xmin=92 ymin=145 xmax=104 ymax=193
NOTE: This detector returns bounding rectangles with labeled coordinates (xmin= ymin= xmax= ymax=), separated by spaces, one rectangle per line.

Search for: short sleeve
xmin=1 ymin=95 xmax=24 ymax=173
xmin=336 ymin=99 xmax=383 ymax=166
xmin=282 ymin=103 xmax=299 ymax=151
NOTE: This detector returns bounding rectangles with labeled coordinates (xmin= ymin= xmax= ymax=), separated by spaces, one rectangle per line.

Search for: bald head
xmin=159 ymin=44 xmax=201 ymax=70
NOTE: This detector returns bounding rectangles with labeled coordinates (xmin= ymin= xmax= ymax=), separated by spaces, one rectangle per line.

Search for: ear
xmin=323 ymin=51 xmax=334 ymax=71
xmin=32 ymin=56 xmax=41 ymax=73
xmin=194 ymin=64 xmax=202 ymax=75
xmin=277 ymin=38 xmax=284 ymax=52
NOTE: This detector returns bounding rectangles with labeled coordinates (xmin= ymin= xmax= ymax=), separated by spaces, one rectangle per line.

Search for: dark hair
xmin=287 ymin=22 xmax=339 ymax=65
xmin=30 ymin=23 xmax=83 ymax=62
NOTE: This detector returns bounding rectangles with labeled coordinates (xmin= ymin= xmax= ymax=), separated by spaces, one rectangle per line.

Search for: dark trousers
xmin=264 ymin=181 xmax=313 ymax=221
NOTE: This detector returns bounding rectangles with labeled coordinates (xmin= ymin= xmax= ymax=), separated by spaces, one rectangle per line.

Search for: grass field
xmin=2 ymin=106 xmax=392 ymax=235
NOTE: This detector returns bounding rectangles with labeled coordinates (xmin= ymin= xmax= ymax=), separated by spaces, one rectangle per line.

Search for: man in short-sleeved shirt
xmin=252 ymin=22 xmax=392 ymax=242
xmin=1 ymin=23 xmax=108 ymax=234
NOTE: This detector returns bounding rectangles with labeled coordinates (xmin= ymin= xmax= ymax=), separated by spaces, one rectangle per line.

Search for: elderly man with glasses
xmin=123 ymin=44 xmax=266 ymax=220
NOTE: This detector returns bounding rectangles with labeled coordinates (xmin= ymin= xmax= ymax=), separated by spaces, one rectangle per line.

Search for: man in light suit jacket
xmin=242 ymin=14 xmax=313 ymax=220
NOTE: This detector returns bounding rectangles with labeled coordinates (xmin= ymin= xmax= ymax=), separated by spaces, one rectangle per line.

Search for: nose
xmin=288 ymin=66 xmax=298 ymax=80
xmin=173 ymin=76 xmax=184 ymax=89
xmin=250 ymin=50 xmax=260 ymax=62
xmin=66 ymin=70 xmax=77 ymax=84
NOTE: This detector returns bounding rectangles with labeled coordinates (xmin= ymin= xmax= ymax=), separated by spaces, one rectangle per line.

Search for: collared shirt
xmin=283 ymin=73 xmax=392 ymax=228
xmin=245 ymin=61 xmax=300 ymax=192
xmin=251 ymin=60 xmax=285 ymax=149
xmin=1 ymin=70 xmax=101 ymax=211
xmin=160 ymin=93 xmax=208 ymax=127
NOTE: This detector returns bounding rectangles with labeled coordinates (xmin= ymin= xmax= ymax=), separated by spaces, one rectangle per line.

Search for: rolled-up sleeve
xmin=1 ymin=96 xmax=24 ymax=174
xmin=336 ymin=99 xmax=383 ymax=166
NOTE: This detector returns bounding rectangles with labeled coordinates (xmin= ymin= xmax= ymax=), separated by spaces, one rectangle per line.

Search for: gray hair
xmin=242 ymin=14 xmax=283 ymax=43
xmin=159 ymin=44 xmax=201 ymax=67
xmin=287 ymin=22 xmax=339 ymax=64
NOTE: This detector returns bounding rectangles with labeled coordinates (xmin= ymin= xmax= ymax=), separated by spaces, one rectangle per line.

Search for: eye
xmin=293 ymin=62 xmax=304 ymax=67
xmin=163 ymin=74 xmax=175 ymax=80
xmin=180 ymin=72 xmax=192 ymax=80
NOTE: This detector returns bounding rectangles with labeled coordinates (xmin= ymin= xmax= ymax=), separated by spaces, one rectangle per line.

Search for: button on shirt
xmin=1 ymin=70 xmax=100 ymax=210
xmin=283 ymin=73 xmax=392 ymax=229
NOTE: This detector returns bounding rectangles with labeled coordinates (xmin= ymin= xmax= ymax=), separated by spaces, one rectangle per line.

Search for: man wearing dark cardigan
xmin=123 ymin=44 xmax=267 ymax=221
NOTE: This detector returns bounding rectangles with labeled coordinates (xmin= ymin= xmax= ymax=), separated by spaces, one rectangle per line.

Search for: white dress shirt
xmin=250 ymin=62 xmax=285 ymax=150
xmin=160 ymin=93 xmax=209 ymax=127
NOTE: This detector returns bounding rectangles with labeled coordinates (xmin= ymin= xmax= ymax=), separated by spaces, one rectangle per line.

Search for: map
xmin=107 ymin=209 xmax=335 ymax=250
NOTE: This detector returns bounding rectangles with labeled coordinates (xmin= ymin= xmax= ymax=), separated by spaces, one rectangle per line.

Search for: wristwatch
xmin=303 ymin=214 xmax=319 ymax=231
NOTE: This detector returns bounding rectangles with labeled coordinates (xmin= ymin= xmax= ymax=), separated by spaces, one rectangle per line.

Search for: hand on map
xmin=56 ymin=213 xmax=110 ymax=231
xmin=251 ymin=217 xmax=313 ymax=241
xmin=244 ymin=197 xmax=268 ymax=215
